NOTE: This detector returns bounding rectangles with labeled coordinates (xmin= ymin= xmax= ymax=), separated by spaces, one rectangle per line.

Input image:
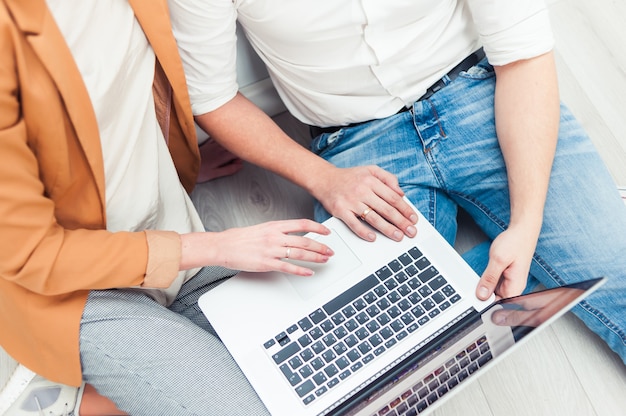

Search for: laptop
xmin=198 ymin=202 xmax=604 ymax=416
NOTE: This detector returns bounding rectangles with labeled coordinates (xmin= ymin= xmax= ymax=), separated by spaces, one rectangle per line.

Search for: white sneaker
xmin=0 ymin=365 xmax=83 ymax=416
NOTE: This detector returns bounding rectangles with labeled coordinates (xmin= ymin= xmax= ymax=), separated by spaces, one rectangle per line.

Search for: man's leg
xmin=426 ymin=64 xmax=626 ymax=363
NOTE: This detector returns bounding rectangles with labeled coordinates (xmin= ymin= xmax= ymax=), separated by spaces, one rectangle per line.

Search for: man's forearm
xmin=194 ymin=92 xmax=335 ymax=199
xmin=493 ymin=51 xmax=560 ymax=234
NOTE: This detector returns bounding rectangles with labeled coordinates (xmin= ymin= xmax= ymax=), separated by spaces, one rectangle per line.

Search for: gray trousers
xmin=79 ymin=267 xmax=271 ymax=415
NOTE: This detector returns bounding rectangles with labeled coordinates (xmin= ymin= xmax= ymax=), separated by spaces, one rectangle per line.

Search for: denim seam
xmin=451 ymin=191 xmax=625 ymax=346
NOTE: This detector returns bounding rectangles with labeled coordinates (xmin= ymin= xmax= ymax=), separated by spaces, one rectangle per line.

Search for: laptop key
xmin=272 ymin=341 xmax=301 ymax=364
xmin=414 ymin=256 xmax=430 ymax=270
xmin=376 ymin=266 xmax=393 ymax=280
xmin=296 ymin=380 xmax=315 ymax=397
xmin=398 ymin=253 xmax=412 ymax=266
xmin=429 ymin=276 xmax=447 ymax=291
xmin=310 ymin=309 xmax=327 ymax=324
xmin=388 ymin=259 xmax=403 ymax=272
xmin=323 ymin=274 xmax=378 ymax=315
xmin=298 ymin=317 xmax=313 ymax=331
xmin=408 ymin=247 xmax=423 ymax=259
xmin=418 ymin=266 xmax=438 ymax=283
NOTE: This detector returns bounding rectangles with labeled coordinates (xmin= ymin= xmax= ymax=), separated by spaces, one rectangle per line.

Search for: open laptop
xmin=199 ymin=202 xmax=604 ymax=416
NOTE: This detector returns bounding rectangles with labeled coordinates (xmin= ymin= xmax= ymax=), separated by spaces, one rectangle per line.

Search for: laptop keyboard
xmin=262 ymin=246 xmax=463 ymax=406
xmin=374 ymin=335 xmax=493 ymax=416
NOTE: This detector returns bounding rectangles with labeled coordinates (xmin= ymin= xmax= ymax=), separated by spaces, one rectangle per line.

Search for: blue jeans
xmin=79 ymin=267 xmax=271 ymax=415
xmin=310 ymin=59 xmax=626 ymax=364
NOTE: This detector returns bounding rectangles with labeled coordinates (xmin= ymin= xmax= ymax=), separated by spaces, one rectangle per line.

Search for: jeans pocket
xmin=458 ymin=58 xmax=495 ymax=80
xmin=310 ymin=129 xmax=344 ymax=157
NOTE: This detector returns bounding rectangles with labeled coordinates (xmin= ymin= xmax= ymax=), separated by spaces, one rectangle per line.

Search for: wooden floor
xmin=192 ymin=0 xmax=626 ymax=415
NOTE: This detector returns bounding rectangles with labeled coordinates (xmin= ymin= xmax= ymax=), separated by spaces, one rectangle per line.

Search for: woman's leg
xmin=79 ymin=267 xmax=270 ymax=416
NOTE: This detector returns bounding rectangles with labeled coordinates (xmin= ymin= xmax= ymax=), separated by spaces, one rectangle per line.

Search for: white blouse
xmin=46 ymin=0 xmax=204 ymax=305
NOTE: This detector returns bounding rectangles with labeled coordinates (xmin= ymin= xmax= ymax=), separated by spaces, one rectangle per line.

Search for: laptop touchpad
xmin=286 ymin=229 xmax=362 ymax=301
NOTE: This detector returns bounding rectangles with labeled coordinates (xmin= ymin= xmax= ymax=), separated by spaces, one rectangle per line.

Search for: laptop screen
xmin=327 ymin=278 xmax=604 ymax=416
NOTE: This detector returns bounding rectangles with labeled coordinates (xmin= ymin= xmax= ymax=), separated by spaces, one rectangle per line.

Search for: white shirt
xmin=47 ymin=0 xmax=204 ymax=305
xmin=169 ymin=0 xmax=554 ymax=127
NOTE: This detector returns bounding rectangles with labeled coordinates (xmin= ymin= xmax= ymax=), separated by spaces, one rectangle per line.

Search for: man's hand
xmin=476 ymin=224 xmax=538 ymax=300
xmin=314 ymin=165 xmax=418 ymax=242
xmin=197 ymin=138 xmax=244 ymax=183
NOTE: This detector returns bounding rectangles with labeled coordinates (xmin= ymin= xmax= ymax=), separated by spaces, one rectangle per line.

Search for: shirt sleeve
xmin=167 ymin=0 xmax=239 ymax=115
xmin=466 ymin=0 xmax=555 ymax=66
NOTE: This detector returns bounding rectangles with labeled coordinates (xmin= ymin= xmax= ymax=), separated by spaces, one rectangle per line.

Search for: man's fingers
xmin=477 ymin=261 xmax=503 ymax=300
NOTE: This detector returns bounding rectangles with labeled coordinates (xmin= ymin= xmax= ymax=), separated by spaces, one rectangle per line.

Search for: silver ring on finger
xmin=285 ymin=247 xmax=291 ymax=259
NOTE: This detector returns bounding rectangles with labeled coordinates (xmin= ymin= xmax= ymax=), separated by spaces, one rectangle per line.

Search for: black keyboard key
xmin=355 ymin=311 xmax=369 ymax=325
xmin=478 ymin=351 xmax=493 ymax=367
xmin=342 ymin=305 xmax=357 ymax=318
xmin=309 ymin=309 xmax=327 ymax=324
xmin=311 ymin=341 xmax=325 ymax=354
xmin=408 ymin=277 xmax=421 ymax=290
xmin=376 ymin=298 xmax=391 ymax=310
xmin=298 ymin=334 xmax=312 ymax=347
xmin=408 ymin=247 xmax=423 ymax=259
xmin=377 ymin=313 xmax=391 ymax=326
xmin=333 ymin=342 xmax=348 ymax=355
xmin=273 ymin=342 xmax=301 ymax=365
xmin=315 ymin=386 xmax=328 ymax=396
xmin=397 ymin=284 xmax=411 ymax=297
xmin=405 ymin=265 xmax=419 ymax=277
xmin=395 ymin=271 xmax=408 ymax=283
xmin=331 ymin=313 xmax=345 ymax=325
xmin=429 ymin=276 xmax=447 ymax=291
xmin=276 ymin=331 xmax=290 ymax=346
xmin=388 ymin=259 xmax=403 ymax=272
xmin=298 ymin=317 xmax=313 ymax=331
xmin=333 ymin=326 xmax=348 ymax=339
xmin=296 ymin=380 xmax=315 ymax=397
xmin=418 ymin=266 xmax=438 ymax=283
xmin=311 ymin=358 xmax=325 ymax=370
xmin=442 ymin=285 xmax=456 ymax=297
xmin=380 ymin=327 xmax=394 ymax=340
xmin=336 ymin=356 xmax=350 ymax=370
xmin=300 ymin=348 xmax=314 ymax=362
xmin=313 ymin=372 xmax=327 ymax=386
xmin=364 ymin=292 xmax=378 ymax=304
xmin=323 ymin=274 xmax=378 ymax=315
xmin=299 ymin=365 xmax=313 ymax=378
xmin=374 ymin=284 xmax=388 ymax=297
xmin=345 ymin=318 xmax=359 ymax=332
xmin=320 ymin=319 xmax=335 ymax=333
xmin=345 ymin=334 xmax=359 ymax=348
xmin=376 ymin=266 xmax=393 ymax=281
xmin=414 ymin=257 xmax=430 ymax=270
xmin=398 ymin=253 xmax=412 ymax=266
xmin=385 ymin=279 xmax=399 ymax=290
xmin=309 ymin=327 xmax=323 ymax=340
xmin=432 ymin=291 xmax=445 ymax=304
xmin=353 ymin=298 xmax=367 ymax=311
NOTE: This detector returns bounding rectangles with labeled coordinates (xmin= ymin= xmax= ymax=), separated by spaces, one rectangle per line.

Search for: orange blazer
xmin=0 ymin=0 xmax=199 ymax=386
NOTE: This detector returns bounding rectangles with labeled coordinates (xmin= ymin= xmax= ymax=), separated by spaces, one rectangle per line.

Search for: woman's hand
xmin=181 ymin=219 xmax=335 ymax=276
